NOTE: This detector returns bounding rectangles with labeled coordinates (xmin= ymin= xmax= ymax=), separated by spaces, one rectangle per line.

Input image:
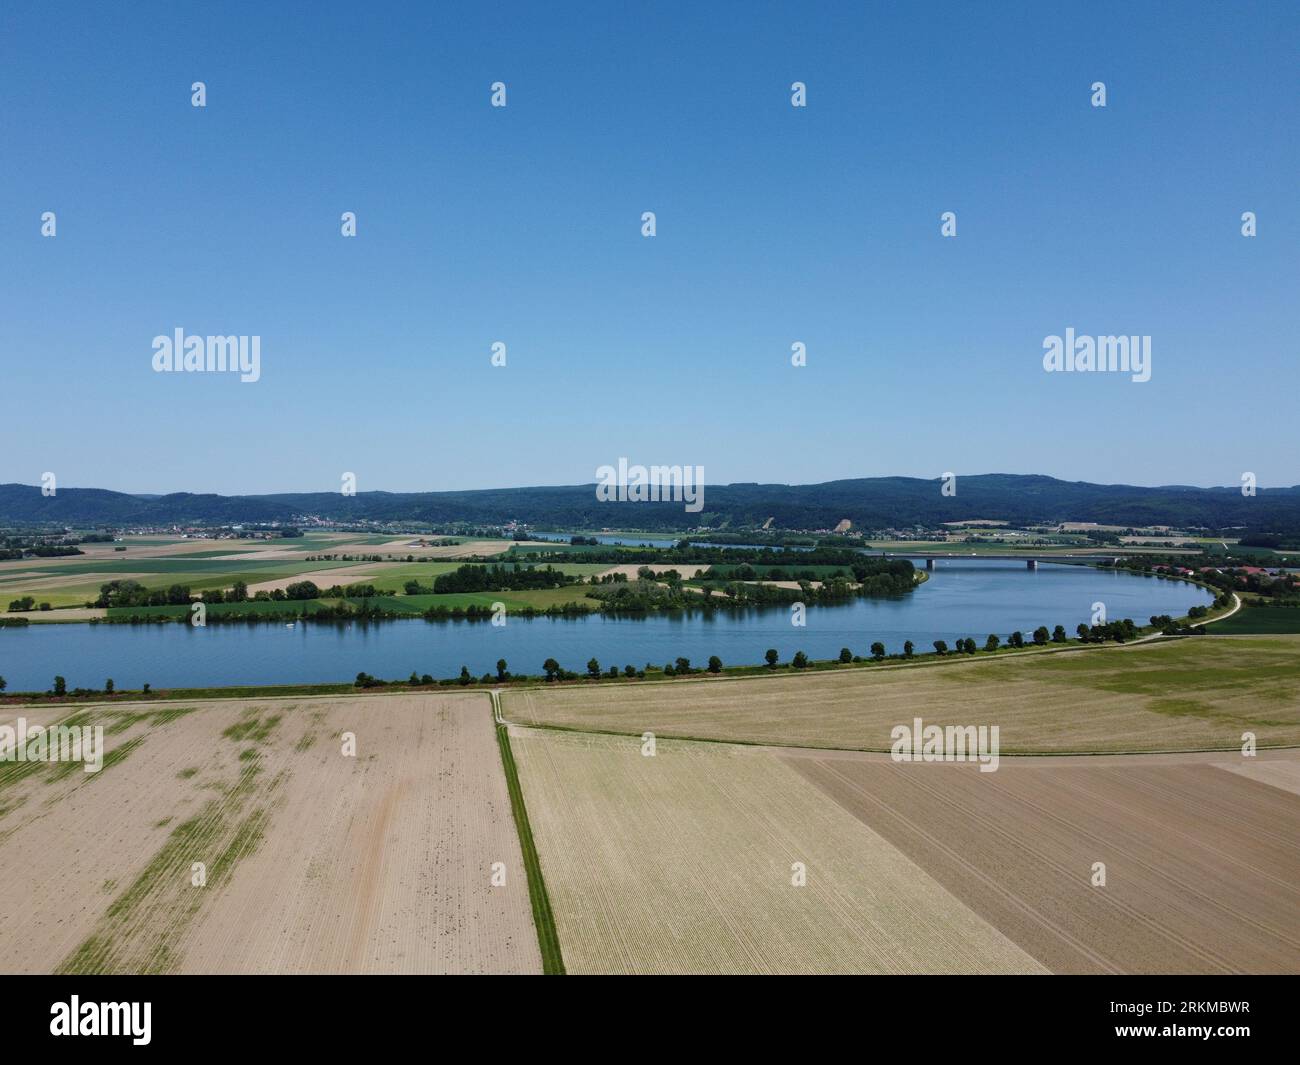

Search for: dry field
xmin=510 ymin=727 xmax=1046 ymax=974
xmin=597 ymin=563 xmax=712 ymax=579
xmin=782 ymin=747 xmax=1300 ymax=973
xmin=505 ymin=635 xmax=1300 ymax=753
xmin=508 ymin=726 xmax=1300 ymax=974
xmin=0 ymin=693 xmax=539 ymax=974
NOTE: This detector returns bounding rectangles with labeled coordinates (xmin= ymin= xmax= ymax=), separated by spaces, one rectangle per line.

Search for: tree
xmin=0 ymin=676 xmax=6 ymax=692
xmin=496 ymin=658 xmax=508 ymax=681
xmin=707 ymin=655 xmax=722 ymax=674
xmin=459 ymin=666 xmax=472 ymax=685
xmin=839 ymin=647 xmax=853 ymax=664
xmin=933 ymin=640 xmax=948 ymax=655
xmin=543 ymin=658 xmax=561 ymax=681
xmin=1076 ymin=623 xmax=1090 ymax=641
xmin=792 ymin=651 xmax=809 ymax=669
xmin=1032 ymin=626 xmax=1049 ymax=645
xmin=870 ymin=642 xmax=886 ymax=660
xmin=142 ymin=683 xmax=151 ymax=694
xmin=409 ymin=672 xmax=420 ymax=687
xmin=230 ymin=580 xmax=249 ymax=602
xmin=1009 ymin=630 xmax=1025 ymax=648
xmin=105 ymin=679 xmax=114 ymax=694
xmin=903 ymin=640 xmax=914 ymax=657
xmin=587 ymin=657 xmax=601 ymax=679
xmin=624 ymin=664 xmax=637 ymax=677
xmin=675 ymin=657 xmax=691 ymax=674
xmin=1052 ymin=625 xmax=1067 ymax=643
xmin=765 ymin=648 xmax=779 ymax=667
xmin=984 ymin=634 xmax=1000 ymax=652
xmin=53 ymin=675 xmax=67 ymax=696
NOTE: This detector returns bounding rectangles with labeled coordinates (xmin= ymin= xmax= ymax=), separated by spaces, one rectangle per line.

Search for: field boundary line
xmin=491 ymin=690 xmax=565 ymax=975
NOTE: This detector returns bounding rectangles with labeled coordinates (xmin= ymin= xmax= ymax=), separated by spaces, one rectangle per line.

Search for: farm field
xmin=1211 ymin=605 xmax=1300 ymax=634
xmin=504 ymin=635 xmax=1300 ymax=753
xmin=1 ymin=532 xmax=604 ymax=613
xmin=103 ymin=584 xmax=599 ymax=621
xmin=0 ymin=693 xmax=540 ymax=974
xmin=781 ymin=746 xmax=1300 ymax=973
xmin=509 ymin=727 xmax=1046 ymax=974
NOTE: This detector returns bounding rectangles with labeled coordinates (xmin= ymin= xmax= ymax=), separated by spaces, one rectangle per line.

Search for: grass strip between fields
xmin=493 ymin=696 xmax=565 ymax=975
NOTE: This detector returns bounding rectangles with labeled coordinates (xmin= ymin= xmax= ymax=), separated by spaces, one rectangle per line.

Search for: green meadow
xmin=1212 ymin=605 xmax=1300 ymax=635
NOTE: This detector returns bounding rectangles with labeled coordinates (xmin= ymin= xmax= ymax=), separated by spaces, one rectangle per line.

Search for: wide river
xmin=0 ymin=560 xmax=1211 ymax=690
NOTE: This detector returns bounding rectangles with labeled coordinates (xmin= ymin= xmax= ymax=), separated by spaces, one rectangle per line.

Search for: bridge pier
xmin=926 ymin=558 xmax=935 ymax=570
xmin=1026 ymin=559 xmax=1037 ymax=570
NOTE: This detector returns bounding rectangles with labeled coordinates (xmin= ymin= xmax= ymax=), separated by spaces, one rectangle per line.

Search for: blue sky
xmin=2 ymin=1 xmax=1296 ymax=494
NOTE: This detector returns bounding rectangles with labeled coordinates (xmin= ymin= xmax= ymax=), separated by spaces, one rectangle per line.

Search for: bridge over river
xmin=873 ymin=551 xmax=1127 ymax=570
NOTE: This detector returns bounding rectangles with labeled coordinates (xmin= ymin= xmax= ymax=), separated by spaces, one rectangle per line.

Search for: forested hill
xmin=4 ymin=475 xmax=1300 ymax=533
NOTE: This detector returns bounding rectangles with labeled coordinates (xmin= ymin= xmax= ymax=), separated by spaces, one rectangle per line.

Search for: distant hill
xmin=3 ymin=475 xmax=1300 ymax=533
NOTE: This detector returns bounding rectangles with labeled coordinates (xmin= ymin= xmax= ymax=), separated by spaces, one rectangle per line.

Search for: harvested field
xmin=782 ymin=747 xmax=1300 ymax=973
xmin=597 ymin=563 xmax=711 ymax=579
xmin=0 ymin=693 xmax=539 ymax=974
xmin=510 ymin=727 xmax=1045 ymax=974
xmin=505 ymin=636 xmax=1300 ymax=753
xmin=243 ymin=564 xmax=402 ymax=594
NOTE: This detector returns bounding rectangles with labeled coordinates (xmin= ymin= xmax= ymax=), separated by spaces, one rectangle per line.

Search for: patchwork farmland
xmin=2 ymin=635 xmax=1297 ymax=975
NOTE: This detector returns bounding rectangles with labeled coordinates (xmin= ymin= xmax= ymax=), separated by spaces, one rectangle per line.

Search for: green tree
xmin=1052 ymin=625 xmax=1067 ymax=643
xmin=624 ymin=664 xmax=637 ymax=677
xmin=459 ymin=666 xmax=472 ymax=685
xmin=1033 ymin=626 xmax=1049 ymax=645
xmin=409 ymin=672 xmax=421 ymax=687
xmin=792 ymin=651 xmax=809 ymax=669
xmin=587 ymin=657 xmax=601 ymax=678
xmin=839 ymin=647 xmax=853 ymax=663
xmin=675 ymin=656 xmax=692 ymax=674
xmin=903 ymin=640 xmax=914 ymax=657
xmin=543 ymin=658 xmax=561 ymax=681
xmin=496 ymin=658 xmax=509 ymax=681
xmin=53 ymin=675 xmax=67 ymax=696
xmin=1009 ymin=630 xmax=1025 ymax=648
xmin=765 ymin=648 xmax=779 ymax=667
xmin=0 ymin=676 xmax=6 ymax=692
xmin=105 ymin=679 xmax=114 ymax=694
xmin=142 ymin=683 xmax=151 ymax=694
xmin=984 ymin=634 xmax=1000 ymax=652
xmin=870 ymin=642 xmax=886 ymax=660
xmin=707 ymin=655 xmax=722 ymax=674
xmin=933 ymin=640 xmax=948 ymax=655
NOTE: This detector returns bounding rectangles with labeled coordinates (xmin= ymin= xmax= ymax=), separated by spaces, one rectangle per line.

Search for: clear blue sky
xmin=2 ymin=1 xmax=1296 ymax=495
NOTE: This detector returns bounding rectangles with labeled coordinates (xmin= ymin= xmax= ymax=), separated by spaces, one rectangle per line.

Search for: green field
xmin=1212 ymin=605 xmax=1300 ymax=634
xmin=106 ymin=584 xmax=598 ymax=621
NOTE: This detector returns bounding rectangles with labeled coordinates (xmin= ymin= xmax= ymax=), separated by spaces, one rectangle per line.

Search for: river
xmin=0 ymin=560 xmax=1211 ymax=690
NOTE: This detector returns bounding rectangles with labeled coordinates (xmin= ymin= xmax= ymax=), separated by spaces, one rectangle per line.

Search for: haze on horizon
xmin=3 ymin=1 xmax=1296 ymax=496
